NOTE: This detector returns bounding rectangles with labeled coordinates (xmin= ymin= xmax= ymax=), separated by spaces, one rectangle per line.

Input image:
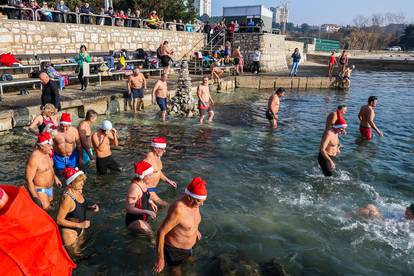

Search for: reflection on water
xmin=1 ymin=71 xmax=414 ymax=275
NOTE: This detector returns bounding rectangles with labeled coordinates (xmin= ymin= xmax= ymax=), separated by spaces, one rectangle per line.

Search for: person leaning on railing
xmin=147 ymin=10 xmax=161 ymax=29
xmin=39 ymin=2 xmax=53 ymax=22
xmin=22 ymin=0 xmax=39 ymax=21
xmin=80 ymin=2 xmax=94 ymax=24
xmin=55 ymin=0 xmax=70 ymax=23
xmin=176 ymin=19 xmax=184 ymax=31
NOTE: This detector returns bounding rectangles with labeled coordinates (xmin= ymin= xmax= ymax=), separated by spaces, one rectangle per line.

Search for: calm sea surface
xmin=1 ymin=71 xmax=414 ymax=275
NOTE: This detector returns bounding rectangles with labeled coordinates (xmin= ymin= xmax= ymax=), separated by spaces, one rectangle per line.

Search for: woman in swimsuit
xmin=57 ymin=167 xmax=99 ymax=256
xmin=125 ymin=160 xmax=158 ymax=234
xmin=28 ymin=103 xmax=58 ymax=135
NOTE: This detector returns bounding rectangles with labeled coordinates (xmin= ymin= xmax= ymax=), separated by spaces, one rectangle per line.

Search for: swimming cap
xmin=100 ymin=120 xmax=113 ymax=131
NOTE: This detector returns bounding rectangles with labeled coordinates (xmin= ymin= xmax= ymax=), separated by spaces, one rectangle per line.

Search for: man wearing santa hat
xmin=53 ymin=113 xmax=83 ymax=174
xmin=325 ymin=105 xmax=348 ymax=131
xmin=144 ymin=137 xmax=177 ymax=206
xmin=318 ymin=112 xmax=347 ymax=176
xmin=25 ymin=132 xmax=62 ymax=209
xmin=153 ymin=177 xmax=207 ymax=274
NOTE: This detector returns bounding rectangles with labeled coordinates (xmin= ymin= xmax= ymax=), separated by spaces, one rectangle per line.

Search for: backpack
xmin=29 ymin=70 xmax=41 ymax=78
xmin=135 ymin=48 xmax=146 ymax=59
xmin=0 ymin=74 xmax=13 ymax=81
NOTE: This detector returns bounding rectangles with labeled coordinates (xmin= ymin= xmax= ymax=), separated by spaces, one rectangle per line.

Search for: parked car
xmin=386 ymin=46 xmax=402 ymax=52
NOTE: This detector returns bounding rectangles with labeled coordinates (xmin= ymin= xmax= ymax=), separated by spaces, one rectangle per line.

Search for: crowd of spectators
xmin=203 ymin=18 xmax=263 ymax=44
xmin=2 ymin=1 xmax=202 ymax=31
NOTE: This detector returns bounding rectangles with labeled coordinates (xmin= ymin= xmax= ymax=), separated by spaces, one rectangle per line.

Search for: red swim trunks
xmin=360 ymin=126 xmax=373 ymax=140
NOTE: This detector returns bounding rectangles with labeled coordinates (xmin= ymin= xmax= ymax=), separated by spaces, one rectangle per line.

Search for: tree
xmin=399 ymin=25 xmax=414 ymax=50
xmin=353 ymin=15 xmax=369 ymax=29
xmin=300 ymin=23 xmax=311 ymax=33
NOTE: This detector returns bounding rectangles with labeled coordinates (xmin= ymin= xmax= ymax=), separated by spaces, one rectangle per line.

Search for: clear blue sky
xmin=212 ymin=0 xmax=414 ymax=25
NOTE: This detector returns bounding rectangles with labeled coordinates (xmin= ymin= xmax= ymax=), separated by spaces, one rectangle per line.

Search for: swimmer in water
xmin=57 ymin=167 xmax=99 ymax=256
xmin=318 ymin=113 xmax=347 ymax=176
xmin=78 ymin=109 xmax=98 ymax=167
xmin=358 ymin=96 xmax=383 ymax=140
xmin=26 ymin=132 xmax=62 ymax=210
xmin=197 ymin=76 xmax=215 ymax=124
xmin=265 ymin=87 xmax=285 ymax=129
xmin=125 ymin=160 xmax=158 ymax=234
xmin=144 ymin=137 xmax=177 ymax=207
xmin=357 ymin=203 xmax=414 ymax=221
xmin=153 ymin=177 xmax=207 ymax=275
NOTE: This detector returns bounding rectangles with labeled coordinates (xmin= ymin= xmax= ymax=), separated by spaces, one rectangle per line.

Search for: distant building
xmin=222 ymin=5 xmax=273 ymax=33
xmin=270 ymin=6 xmax=289 ymax=25
xmin=320 ymin=24 xmax=341 ymax=33
xmin=194 ymin=0 xmax=211 ymax=17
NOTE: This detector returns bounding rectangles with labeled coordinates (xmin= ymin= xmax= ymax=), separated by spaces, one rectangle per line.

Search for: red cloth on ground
xmin=0 ymin=185 xmax=76 ymax=276
xmin=0 ymin=53 xmax=20 ymax=67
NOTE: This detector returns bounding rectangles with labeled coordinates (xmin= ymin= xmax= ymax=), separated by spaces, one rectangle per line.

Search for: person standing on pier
xmin=26 ymin=132 xmax=62 ymax=210
xmin=144 ymin=137 xmax=177 ymax=207
xmin=290 ymin=48 xmax=301 ymax=77
xmin=40 ymin=72 xmax=61 ymax=111
xmin=153 ymin=177 xmax=207 ymax=274
xmin=75 ymin=45 xmax=91 ymax=91
xmin=78 ymin=109 xmax=98 ymax=167
xmin=159 ymin=41 xmax=174 ymax=75
xmin=338 ymin=50 xmax=349 ymax=75
xmin=152 ymin=74 xmax=169 ymax=121
xmin=265 ymin=87 xmax=286 ymax=129
xmin=318 ymin=114 xmax=347 ymax=176
xmin=197 ymin=76 xmax=215 ymax=124
xmin=358 ymin=96 xmax=383 ymax=140
xmin=128 ymin=69 xmax=147 ymax=112
xmin=328 ymin=51 xmax=337 ymax=78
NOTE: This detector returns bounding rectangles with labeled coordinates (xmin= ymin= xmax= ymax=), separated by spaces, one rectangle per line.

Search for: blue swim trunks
xmin=53 ymin=150 xmax=79 ymax=171
xmin=82 ymin=148 xmax=94 ymax=166
xmin=147 ymin=187 xmax=158 ymax=192
xmin=35 ymin=186 xmax=54 ymax=197
xmin=156 ymin=97 xmax=168 ymax=111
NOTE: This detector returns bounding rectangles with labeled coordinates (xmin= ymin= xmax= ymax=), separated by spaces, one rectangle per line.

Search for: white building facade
xmin=194 ymin=0 xmax=211 ymax=17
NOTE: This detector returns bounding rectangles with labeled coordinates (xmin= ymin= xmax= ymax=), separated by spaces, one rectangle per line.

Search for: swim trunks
xmin=360 ymin=126 xmax=373 ymax=140
xmin=198 ymin=100 xmax=213 ymax=116
xmin=156 ymin=97 xmax=168 ymax=111
xmin=318 ymin=152 xmax=334 ymax=177
xmin=234 ymin=58 xmax=240 ymax=65
xmin=131 ymin=88 xmax=144 ymax=99
xmin=265 ymin=110 xmax=277 ymax=121
xmin=35 ymin=186 xmax=54 ymax=197
xmin=147 ymin=187 xmax=158 ymax=192
xmin=164 ymin=244 xmax=192 ymax=266
xmin=53 ymin=151 xmax=79 ymax=171
xmin=96 ymin=155 xmax=122 ymax=175
xmin=82 ymin=148 xmax=93 ymax=166
xmin=160 ymin=55 xmax=171 ymax=67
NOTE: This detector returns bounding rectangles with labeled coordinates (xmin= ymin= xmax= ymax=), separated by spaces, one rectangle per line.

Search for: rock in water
xmin=213 ymin=252 xmax=261 ymax=276
xmin=261 ymin=258 xmax=289 ymax=276
xmin=168 ymin=59 xmax=199 ymax=117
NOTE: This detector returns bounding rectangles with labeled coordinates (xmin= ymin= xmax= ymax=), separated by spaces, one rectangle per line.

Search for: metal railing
xmin=0 ymin=5 xmax=202 ymax=31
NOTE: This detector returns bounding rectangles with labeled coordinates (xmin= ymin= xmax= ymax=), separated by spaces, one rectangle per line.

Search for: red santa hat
xmin=134 ymin=160 xmax=154 ymax=179
xmin=37 ymin=132 xmax=53 ymax=145
xmin=185 ymin=177 xmax=207 ymax=200
xmin=333 ymin=113 xmax=348 ymax=129
xmin=151 ymin=137 xmax=167 ymax=149
xmin=63 ymin=167 xmax=84 ymax=185
xmin=60 ymin=113 xmax=71 ymax=125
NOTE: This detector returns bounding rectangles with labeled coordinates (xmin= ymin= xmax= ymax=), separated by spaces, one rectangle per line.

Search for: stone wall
xmin=232 ymin=33 xmax=288 ymax=72
xmin=0 ymin=18 xmax=204 ymax=58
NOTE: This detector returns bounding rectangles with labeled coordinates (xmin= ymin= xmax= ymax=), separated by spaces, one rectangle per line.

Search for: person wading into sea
xmin=153 ymin=177 xmax=207 ymax=274
xmin=128 ymin=69 xmax=147 ymax=112
xmin=358 ymin=96 xmax=383 ymax=140
xmin=26 ymin=132 xmax=62 ymax=210
xmin=318 ymin=113 xmax=347 ymax=177
xmin=78 ymin=109 xmax=98 ymax=167
xmin=92 ymin=120 xmax=122 ymax=175
xmin=53 ymin=113 xmax=83 ymax=174
xmin=160 ymin=41 xmax=174 ymax=75
xmin=325 ymin=105 xmax=348 ymax=131
xmin=265 ymin=87 xmax=286 ymax=129
xmin=197 ymin=76 xmax=215 ymax=124
xmin=125 ymin=160 xmax=158 ymax=234
xmin=144 ymin=137 xmax=177 ymax=207
xmin=152 ymin=74 xmax=169 ymax=121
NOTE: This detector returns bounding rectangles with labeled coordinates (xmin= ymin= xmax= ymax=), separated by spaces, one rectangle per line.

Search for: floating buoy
xmin=0 ymin=187 xmax=8 ymax=210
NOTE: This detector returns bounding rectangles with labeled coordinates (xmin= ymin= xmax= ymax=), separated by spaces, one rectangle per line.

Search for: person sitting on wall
xmin=211 ymin=62 xmax=224 ymax=84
